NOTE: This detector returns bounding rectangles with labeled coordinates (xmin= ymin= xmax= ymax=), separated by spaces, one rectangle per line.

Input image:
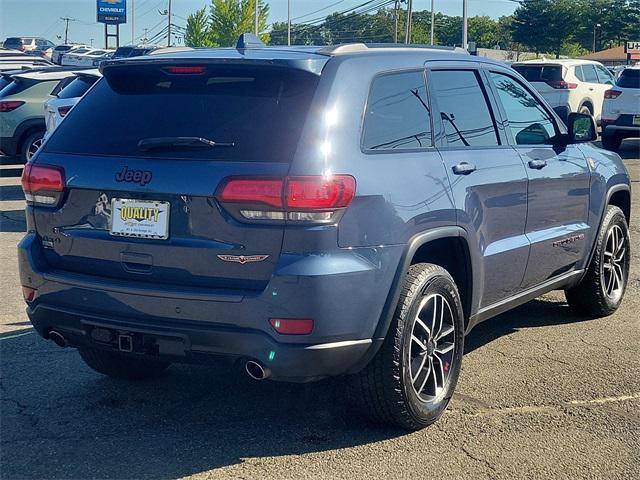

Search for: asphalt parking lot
xmin=1 ymin=142 xmax=639 ymax=480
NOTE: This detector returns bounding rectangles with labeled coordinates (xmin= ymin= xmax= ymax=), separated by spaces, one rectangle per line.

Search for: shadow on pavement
xmin=0 ymin=210 xmax=26 ymax=232
xmin=0 ymin=185 xmax=25 ymax=201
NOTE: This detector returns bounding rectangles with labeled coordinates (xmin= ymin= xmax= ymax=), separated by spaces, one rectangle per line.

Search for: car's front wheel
xmin=21 ymin=130 xmax=45 ymax=163
xmin=350 ymin=263 xmax=464 ymax=430
xmin=565 ymin=205 xmax=630 ymax=316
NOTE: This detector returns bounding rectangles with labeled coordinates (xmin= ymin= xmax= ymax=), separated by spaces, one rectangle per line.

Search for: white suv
xmin=512 ymin=59 xmax=615 ymax=123
xmin=601 ymin=66 xmax=640 ymax=151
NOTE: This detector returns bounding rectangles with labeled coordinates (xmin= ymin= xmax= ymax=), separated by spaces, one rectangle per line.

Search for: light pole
xmin=287 ymin=0 xmax=291 ymax=46
xmin=430 ymin=0 xmax=435 ymax=45
xmin=255 ymin=0 xmax=259 ymax=36
xmin=131 ymin=0 xmax=135 ymax=44
xmin=462 ymin=0 xmax=468 ymax=49
xmin=593 ymin=23 xmax=601 ymax=53
xmin=405 ymin=0 xmax=413 ymax=44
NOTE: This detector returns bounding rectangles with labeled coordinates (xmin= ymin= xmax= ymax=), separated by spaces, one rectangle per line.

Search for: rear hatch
xmin=512 ymin=63 xmax=568 ymax=107
xmin=605 ymin=68 xmax=640 ymax=120
xmin=32 ymin=61 xmax=320 ymax=292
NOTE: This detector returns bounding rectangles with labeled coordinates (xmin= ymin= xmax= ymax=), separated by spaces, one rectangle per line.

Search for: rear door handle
xmin=452 ymin=162 xmax=476 ymax=175
xmin=528 ymin=159 xmax=547 ymax=170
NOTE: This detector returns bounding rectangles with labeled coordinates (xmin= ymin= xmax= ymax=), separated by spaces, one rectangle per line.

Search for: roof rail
xmin=317 ymin=43 xmax=469 ymax=56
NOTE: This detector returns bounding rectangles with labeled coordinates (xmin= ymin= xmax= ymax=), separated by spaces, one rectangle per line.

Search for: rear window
xmin=0 ymin=76 xmax=13 ymax=92
xmin=56 ymin=76 xmax=98 ymax=99
xmin=513 ymin=65 xmax=563 ymax=82
xmin=113 ymin=47 xmax=134 ymax=58
xmin=44 ymin=65 xmax=319 ymax=162
xmin=4 ymin=38 xmax=24 ymax=48
xmin=617 ymin=69 xmax=640 ymax=88
xmin=0 ymin=78 xmax=36 ymax=97
xmin=54 ymin=45 xmax=73 ymax=52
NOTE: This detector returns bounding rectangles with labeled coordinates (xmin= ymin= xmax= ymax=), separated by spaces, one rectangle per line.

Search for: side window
xmin=595 ymin=65 xmax=614 ymax=85
xmin=574 ymin=65 xmax=585 ymax=82
xmin=582 ymin=64 xmax=599 ymax=83
xmin=362 ymin=71 xmax=432 ymax=151
xmin=490 ymin=72 xmax=556 ymax=146
xmin=430 ymin=70 xmax=499 ymax=148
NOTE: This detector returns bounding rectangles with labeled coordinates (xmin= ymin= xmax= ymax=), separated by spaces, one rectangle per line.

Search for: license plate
xmin=633 ymin=115 xmax=640 ymax=127
xmin=110 ymin=199 xmax=170 ymax=240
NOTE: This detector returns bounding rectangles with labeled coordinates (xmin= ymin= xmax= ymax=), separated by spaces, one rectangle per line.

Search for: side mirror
xmin=567 ymin=112 xmax=597 ymax=143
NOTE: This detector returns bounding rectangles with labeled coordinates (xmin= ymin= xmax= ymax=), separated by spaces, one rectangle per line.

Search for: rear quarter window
xmin=617 ymin=69 xmax=640 ymax=88
xmin=56 ymin=76 xmax=98 ymax=99
xmin=44 ymin=65 xmax=320 ymax=162
xmin=513 ymin=65 xmax=563 ymax=82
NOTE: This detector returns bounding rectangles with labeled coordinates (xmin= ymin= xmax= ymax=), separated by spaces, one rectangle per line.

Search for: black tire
xmin=601 ymin=133 xmax=622 ymax=152
xmin=20 ymin=130 xmax=45 ymax=164
xmin=349 ymin=263 xmax=465 ymax=430
xmin=565 ymin=205 xmax=630 ymax=317
xmin=579 ymin=104 xmax=592 ymax=115
xmin=78 ymin=347 xmax=170 ymax=380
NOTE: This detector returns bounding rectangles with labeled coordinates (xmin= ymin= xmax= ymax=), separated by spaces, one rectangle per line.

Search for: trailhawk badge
xmin=217 ymin=254 xmax=269 ymax=265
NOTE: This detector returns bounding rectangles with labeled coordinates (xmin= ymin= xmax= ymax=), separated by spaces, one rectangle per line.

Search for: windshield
xmin=44 ymin=65 xmax=319 ymax=162
xmin=617 ymin=69 xmax=640 ymax=88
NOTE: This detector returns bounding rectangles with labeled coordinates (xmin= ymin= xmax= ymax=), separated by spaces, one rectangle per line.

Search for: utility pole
xmin=393 ymin=0 xmax=399 ymax=43
xmin=430 ymin=0 xmax=435 ymax=45
xmin=60 ymin=17 xmax=76 ymax=44
xmin=592 ymin=23 xmax=601 ymax=52
xmin=255 ymin=0 xmax=259 ymax=36
xmin=287 ymin=0 xmax=291 ymax=46
xmin=167 ymin=0 xmax=172 ymax=46
xmin=462 ymin=0 xmax=468 ymax=49
xmin=404 ymin=0 xmax=413 ymax=44
xmin=131 ymin=0 xmax=135 ymax=45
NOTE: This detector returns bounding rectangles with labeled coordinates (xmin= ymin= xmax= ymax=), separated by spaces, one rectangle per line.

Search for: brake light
xmin=546 ymin=80 xmax=577 ymax=90
xmin=217 ymin=175 xmax=356 ymax=223
xmin=21 ymin=164 xmax=65 ymax=206
xmin=0 ymin=101 xmax=25 ymax=112
xmin=604 ymin=89 xmax=622 ymax=99
xmin=269 ymin=318 xmax=314 ymax=335
xmin=57 ymin=105 xmax=72 ymax=117
xmin=21 ymin=286 xmax=37 ymax=302
xmin=164 ymin=66 xmax=206 ymax=74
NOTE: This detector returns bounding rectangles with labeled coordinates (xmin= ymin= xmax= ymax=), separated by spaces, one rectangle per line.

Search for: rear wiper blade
xmin=137 ymin=137 xmax=235 ymax=151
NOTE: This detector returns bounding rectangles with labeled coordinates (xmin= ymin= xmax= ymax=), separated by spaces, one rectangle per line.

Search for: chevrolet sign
xmin=97 ymin=0 xmax=127 ymax=25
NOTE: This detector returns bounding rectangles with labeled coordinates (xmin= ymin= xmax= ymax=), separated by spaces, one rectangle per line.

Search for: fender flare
xmin=15 ymin=118 xmax=46 ymax=153
xmin=347 ymin=226 xmax=472 ymax=373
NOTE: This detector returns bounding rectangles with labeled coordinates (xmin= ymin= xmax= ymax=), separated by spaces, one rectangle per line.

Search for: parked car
xmin=0 ymin=47 xmax=26 ymax=56
xmin=0 ymin=69 xmax=76 ymax=161
xmin=58 ymin=46 xmax=92 ymax=65
xmin=19 ymin=38 xmax=631 ymax=430
xmin=62 ymin=48 xmax=113 ymax=67
xmin=601 ymin=66 xmax=640 ymax=151
xmin=111 ymin=45 xmax=160 ymax=59
xmin=44 ymin=69 xmax=102 ymax=138
xmin=512 ymin=59 xmax=616 ymax=123
xmin=92 ymin=51 xmax=114 ymax=67
xmin=51 ymin=44 xmax=86 ymax=65
xmin=0 ymin=55 xmax=52 ymax=72
xmin=3 ymin=37 xmax=54 ymax=53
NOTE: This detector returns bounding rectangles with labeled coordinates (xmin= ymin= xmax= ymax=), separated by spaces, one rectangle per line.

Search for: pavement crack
xmin=460 ymin=445 xmax=497 ymax=472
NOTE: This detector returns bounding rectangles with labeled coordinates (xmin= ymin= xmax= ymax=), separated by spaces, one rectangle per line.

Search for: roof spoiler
xmin=236 ymin=33 xmax=265 ymax=50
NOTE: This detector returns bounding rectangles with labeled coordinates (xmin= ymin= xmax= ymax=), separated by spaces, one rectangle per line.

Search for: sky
xmin=0 ymin=0 xmax=518 ymax=47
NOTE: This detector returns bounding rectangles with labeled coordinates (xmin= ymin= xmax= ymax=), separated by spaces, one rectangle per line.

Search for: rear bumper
xmin=603 ymin=125 xmax=640 ymax=139
xmin=18 ymin=233 xmax=401 ymax=381
xmin=27 ymin=304 xmax=380 ymax=382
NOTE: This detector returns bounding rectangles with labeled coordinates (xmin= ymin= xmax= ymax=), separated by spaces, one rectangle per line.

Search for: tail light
xmin=21 ymin=164 xmax=65 ymax=207
xmin=0 ymin=101 xmax=25 ymax=112
xmin=22 ymin=286 xmax=37 ymax=302
xmin=269 ymin=318 xmax=314 ymax=335
xmin=604 ymin=89 xmax=622 ymax=99
xmin=58 ymin=105 xmax=72 ymax=117
xmin=217 ymin=175 xmax=356 ymax=224
xmin=545 ymin=80 xmax=577 ymax=90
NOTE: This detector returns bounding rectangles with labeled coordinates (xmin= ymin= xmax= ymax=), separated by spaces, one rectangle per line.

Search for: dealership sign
xmin=97 ymin=0 xmax=127 ymax=25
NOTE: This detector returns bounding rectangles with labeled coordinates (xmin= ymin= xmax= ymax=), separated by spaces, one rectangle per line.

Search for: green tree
xmin=185 ymin=7 xmax=214 ymax=47
xmin=209 ymin=0 xmax=270 ymax=46
xmin=512 ymin=0 xmax=577 ymax=57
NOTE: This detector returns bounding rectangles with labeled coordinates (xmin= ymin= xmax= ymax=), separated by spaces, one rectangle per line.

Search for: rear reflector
xmin=545 ymin=80 xmax=577 ymax=90
xmin=21 ymin=164 xmax=65 ymax=206
xmin=0 ymin=100 xmax=25 ymax=112
xmin=21 ymin=286 xmax=37 ymax=302
xmin=269 ymin=318 xmax=314 ymax=335
xmin=164 ymin=66 xmax=206 ymax=74
xmin=604 ymin=89 xmax=622 ymax=99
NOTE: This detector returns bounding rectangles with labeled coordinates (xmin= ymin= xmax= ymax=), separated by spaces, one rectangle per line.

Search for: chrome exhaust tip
xmin=48 ymin=330 xmax=67 ymax=348
xmin=245 ymin=360 xmax=271 ymax=381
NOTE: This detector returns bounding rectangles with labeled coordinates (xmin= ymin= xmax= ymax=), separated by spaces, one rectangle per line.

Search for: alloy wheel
xmin=26 ymin=137 xmax=43 ymax=162
xmin=408 ymin=293 xmax=456 ymax=402
xmin=601 ymin=224 xmax=627 ymax=302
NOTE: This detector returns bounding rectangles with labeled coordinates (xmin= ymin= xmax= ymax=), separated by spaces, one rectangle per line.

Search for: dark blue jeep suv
xmin=18 ymin=38 xmax=631 ymax=429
